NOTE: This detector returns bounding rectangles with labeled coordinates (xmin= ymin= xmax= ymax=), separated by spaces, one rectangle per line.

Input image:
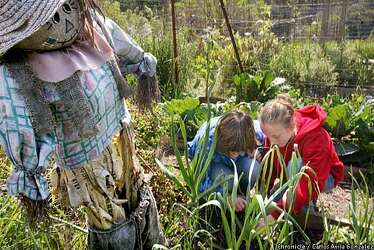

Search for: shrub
xmin=214 ymin=33 xmax=279 ymax=97
xmin=325 ymin=40 xmax=374 ymax=86
xmin=101 ymin=0 xmax=197 ymax=99
xmin=270 ymin=42 xmax=338 ymax=85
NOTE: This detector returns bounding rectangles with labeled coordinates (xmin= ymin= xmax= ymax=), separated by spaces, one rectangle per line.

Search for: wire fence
xmin=119 ymin=0 xmax=374 ymax=41
xmin=116 ymin=0 xmax=374 ymax=96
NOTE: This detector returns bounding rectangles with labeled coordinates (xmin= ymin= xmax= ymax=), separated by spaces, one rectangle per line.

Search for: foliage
xmin=270 ymin=42 xmax=338 ymax=85
xmin=191 ymin=29 xmax=223 ymax=98
xmin=0 ymin=193 xmax=87 ymax=249
xmin=162 ymin=97 xmax=264 ymax=141
xmin=0 ymin=149 xmax=87 ymax=249
xmin=164 ymin=97 xmax=200 ymax=119
xmin=131 ymin=103 xmax=171 ymax=152
xmin=162 ymin=97 xmax=225 ymax=140
xmin=235 ymin=101 xmax=263 ymax=120
xmin=129 ymin=106 xmax=179 ymax=228
xmin=153 ymin=203 xmax=215 ymax=249
xmin=101 ymin=0 xmax=197 ymax=99
xmin=321 ymin=172 xmax=374 ymax=244
xmin=156 ymin=105 xmax=223 ymax=207
xmin=356 ymin=120 xmax=374 ymax=153
xmin=155 ymin=101 xmax=230 ymax=248
xmin=322 ymin=94 xmax=373 ymax=156
xmin=215 ymin=32 xmax=279 ymax=97
xmin=324 ymin=40 xmax=374 ymax=86
xmin=210 ymin=145 xmax=312 ymax=249
xmin=233 ymin=71 xmax=284 ymax=103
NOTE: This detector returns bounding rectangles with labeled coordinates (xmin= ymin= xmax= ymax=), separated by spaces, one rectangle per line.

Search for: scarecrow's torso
xmin=0 ymin=16 xmax=157 ymax=200
xmin=0 ymin=61 xmax=127 ymax=169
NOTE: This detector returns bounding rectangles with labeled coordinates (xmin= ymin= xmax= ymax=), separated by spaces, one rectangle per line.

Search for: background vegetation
xmin=0 ymin=0 xmax=373 ymax=249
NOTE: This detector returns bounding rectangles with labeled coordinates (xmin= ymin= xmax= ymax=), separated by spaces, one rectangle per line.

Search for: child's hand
xmin=248 ymin=149 xmax=262 ymax=161
xmin=256 ymin=214 xmax=275 ymax=230
xmin=270 ymin=178 xmax=280 ymax=195
xmin=235 ymin=196 xmax=247 ymax=212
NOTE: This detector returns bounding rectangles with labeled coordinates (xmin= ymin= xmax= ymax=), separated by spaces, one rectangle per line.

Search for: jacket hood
xmin=295 ymin=105 xmax=327 ymax=140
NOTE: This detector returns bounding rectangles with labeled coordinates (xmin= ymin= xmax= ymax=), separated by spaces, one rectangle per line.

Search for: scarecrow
xmin=0 ymin=0 xmax=165 ymax=249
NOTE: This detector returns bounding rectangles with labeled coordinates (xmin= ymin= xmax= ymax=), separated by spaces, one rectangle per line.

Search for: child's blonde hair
xmin=259 ymin=94 xmax=294 ymax=128
xmin=216 ymin=110 xmax=256 ymax=156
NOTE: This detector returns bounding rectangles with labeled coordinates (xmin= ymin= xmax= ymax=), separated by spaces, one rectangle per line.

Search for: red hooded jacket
xmin=264 ymin=105 xmax=344 ymax=218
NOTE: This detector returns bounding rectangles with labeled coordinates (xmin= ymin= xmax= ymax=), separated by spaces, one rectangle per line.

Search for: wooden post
xmin=337 ymin=0 xmax=348 ymax=42
xmin=218 ymin=0 xmax=244 ymax=74
xmin=292 ymin=1 xmax=296 ymax=40
xmin=170 ymin=0 xmax=179 ymax=97
xmin=320 ymin=0 xmax=331 ymax=44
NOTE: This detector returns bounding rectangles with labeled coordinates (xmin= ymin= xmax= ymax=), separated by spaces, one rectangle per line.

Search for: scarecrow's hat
xmin=0 ymin=0 xmax=64 ymax=55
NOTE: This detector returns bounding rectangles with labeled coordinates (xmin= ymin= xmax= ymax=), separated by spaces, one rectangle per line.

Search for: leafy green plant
xmin=156 ymin=98 xmax=233 ymax=248
xmin=153 ymin=202 xmax=216 ymax=249
xmin=192 ymin=30 xmax=223 ymax=99
xmin=323 ymin=94 xmax=373 ymax=156
xmin=162 ymin=97 xmax=228 ymax=141
xmin=354 ymin=96 xmax=374 ymax=154
xmin=155 ymin=109 xmax=227 ymax=207
xmin=215 ymin=32 xmax=279 ymax=97
xmin=233 ymin=71 xmax=284 ymax=103
xmin=349 ymin=172 xmax=374 ymax=243
xmin=235 ymin=101 xmax=263 ymax=120
xmin=356 ymin=119 xmax=374 ymax=153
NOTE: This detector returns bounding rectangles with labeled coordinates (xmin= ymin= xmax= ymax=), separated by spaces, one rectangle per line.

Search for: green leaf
xmin=325 ymin=104 xmax=350 ymax=138
xmin=165 ymin=97 xmax=200 ymax=116
xmin=261 ymin=71 xmax=275 ymax=89
xmin=356 ymin=119 xmax=374 ymax=144
xmin=363 ymin=142 xmax=374 ymax=153
xmin=334 ymin=142 xmax=360 ymax=156
xmin=233 ymin=74 xmax=242 ymax=86
xmin=155 ymin=158 xmax=190 ymax=196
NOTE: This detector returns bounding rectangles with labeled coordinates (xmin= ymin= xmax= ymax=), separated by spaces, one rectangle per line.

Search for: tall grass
xmin=0 ymin=194 xmax=87 ymax=249
xmin=156 ymin=93 xmax=228 ymax=207
xmin=101 ymin=0 xmax=197 ymax=99
xmin=321 ymin=171 xmax=374 ymax=243
xmin=210 ymin=145 xmax=312 ymax=249
xmin=0 ymin=148 xmax=87 ymax=249
xmin=156 ymin=105 xmax=317 ymax=248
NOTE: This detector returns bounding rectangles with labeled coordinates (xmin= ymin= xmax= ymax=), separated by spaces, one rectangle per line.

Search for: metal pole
xmin=170 ymin=0 xmax=179 ymax=96
xmin=218 ymin=0 xmax=244 ymax=74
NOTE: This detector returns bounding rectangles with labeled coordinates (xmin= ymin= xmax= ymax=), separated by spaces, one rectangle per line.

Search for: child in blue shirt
xmin=188 ymin=110 xmax=263 ymax=212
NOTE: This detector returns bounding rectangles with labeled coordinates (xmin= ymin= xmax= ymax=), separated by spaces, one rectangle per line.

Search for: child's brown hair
xmin=216 ymin=110 xmax=256 ymax=156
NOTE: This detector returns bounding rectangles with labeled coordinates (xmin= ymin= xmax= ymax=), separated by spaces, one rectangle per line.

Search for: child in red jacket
xmin=258 ymin=94 xmax=344 ymax=221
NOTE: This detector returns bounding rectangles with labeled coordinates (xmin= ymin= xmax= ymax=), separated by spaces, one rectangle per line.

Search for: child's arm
xmin=271 ymin=128 xmax=333 ymax=218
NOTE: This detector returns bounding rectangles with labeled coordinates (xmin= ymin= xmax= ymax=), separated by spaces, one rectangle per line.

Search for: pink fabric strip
xmin=28 ymin=29 xmax=113 ymax=83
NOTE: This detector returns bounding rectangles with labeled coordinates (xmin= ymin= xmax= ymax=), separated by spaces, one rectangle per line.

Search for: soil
xmin=317 ymin=186 xmax=352 ymax=219
xmin=317 ymin=185 xmax=374 ymax=223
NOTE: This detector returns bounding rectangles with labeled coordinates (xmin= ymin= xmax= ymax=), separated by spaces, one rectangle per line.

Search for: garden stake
xmin=171 ymin=0 xmax=179 ymax=96
xmin=218 ymin=0 xmax=244 ymax=74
